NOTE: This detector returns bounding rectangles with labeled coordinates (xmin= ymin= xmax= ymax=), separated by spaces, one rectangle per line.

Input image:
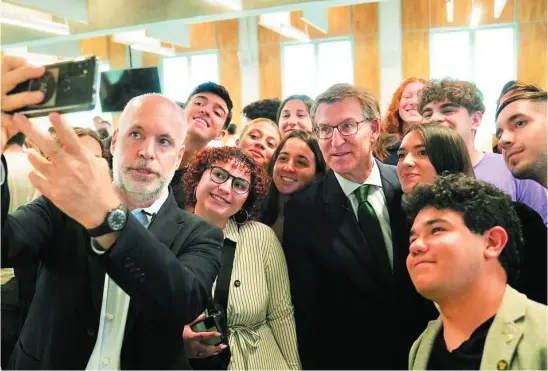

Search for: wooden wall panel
xmin=476 ymin=0 xmax=515 ymax=24
xmin=402 ymin=31 xmax=430 ymax=79
xmin=186 ymin=22 xmax=218 ymax=52
xmin=352 ymin=3 xmax=379 ymax=35
xmin=258 ymin=27 xmax=282 ymax=99
xmin=518 ymin=0 xmax=547 ymax=22
xmin=402 ymin=0 xmax=430 ymax=30
xmin=80 ymin=36 xmax=109 ymax=60
xmin=518 ymin=22 xmax=547 ymax=89
xmin=431 ymin=0 xmax=472 ymax=28
xmin=217 ymin=19 xmax=241 ymax=122
xmin=354 ymin=34 xmax=380 ymax=98
xmin=290 ymin=6 xmax=352 ymax=39
xmin=141 ymin=52 xmax=160 ymax=67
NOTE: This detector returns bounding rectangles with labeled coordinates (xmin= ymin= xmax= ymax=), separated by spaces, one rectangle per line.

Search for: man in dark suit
xmin=1 ymin=58 xmax=222 ymax=370
xmin=283 ymin=84 xmax=436 ymax=369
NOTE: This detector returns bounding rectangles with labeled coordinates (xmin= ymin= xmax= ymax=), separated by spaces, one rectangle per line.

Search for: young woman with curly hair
xmin=376 ymin=77 xmax=426 ymax=164
xmin=181 ymin=146 xmax=301 ymax=370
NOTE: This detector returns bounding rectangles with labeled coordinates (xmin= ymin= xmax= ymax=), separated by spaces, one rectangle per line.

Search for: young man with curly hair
xmin=419 ymin=78 xmax=547 ymax=224
xmin=404 ymin=173 xmax=547 ymax=370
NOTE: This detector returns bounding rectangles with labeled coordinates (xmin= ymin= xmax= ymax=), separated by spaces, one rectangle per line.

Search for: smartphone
xmin=190 ymin=315 xmax=223 ymax=346
xmin=7 ymin=56 xmax=98 ymax=118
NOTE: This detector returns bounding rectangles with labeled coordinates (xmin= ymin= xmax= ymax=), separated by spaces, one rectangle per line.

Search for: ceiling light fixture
xmin=207 ymin=0 xmax=243 ymax=11
xmin=0 ymin=13 xmax=70 ymax=35
xmin=259 ymin=12 xmax=310 ymax=42
xmin=494 ymin=0 xmax=507 ymax=18
xmin=446 ymin=0 xmax=454 ymax=23
xmin=470 ymin=5 xmax=482 ymax=28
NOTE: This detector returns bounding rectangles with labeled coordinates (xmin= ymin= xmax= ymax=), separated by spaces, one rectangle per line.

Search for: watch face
xmin=107 ymin=208 xmax=127 ymax=231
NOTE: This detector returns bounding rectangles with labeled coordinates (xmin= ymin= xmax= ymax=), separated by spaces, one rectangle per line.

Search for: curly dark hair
xmin=402 ymin=173 xmax=522 ymax=280
xmin=182 ymin=146 xmax=270 ymax=222
xmin=418 ymin=78 xmax=486 ymax=116
xmin=243 ymin=98 xmax=281 ymax=123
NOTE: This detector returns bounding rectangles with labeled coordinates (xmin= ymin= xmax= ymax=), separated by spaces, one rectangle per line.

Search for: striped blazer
xmin=221 ymin=219 xmax=301 ymax=370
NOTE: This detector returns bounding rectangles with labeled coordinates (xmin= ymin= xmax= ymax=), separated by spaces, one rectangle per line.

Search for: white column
xmin=238 ymin=16 xmax=261 ymax=122
xmin=378 ymin=0 xmax=403 ymax=114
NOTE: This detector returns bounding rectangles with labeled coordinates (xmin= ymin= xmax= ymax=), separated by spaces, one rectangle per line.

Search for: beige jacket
xmin=409 ymin=285 xmax=547 ymax=370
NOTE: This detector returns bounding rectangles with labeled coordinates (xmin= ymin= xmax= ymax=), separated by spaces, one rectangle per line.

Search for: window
xmin=162 ymin=52 xmax=219 ymax=104
xmin=430 ymin=26 xmax=516 ymax=151
xmin=31 ymin=61 xmax=112 ymax=132
xmin=282 ymin=39 xmax=353 ymax=99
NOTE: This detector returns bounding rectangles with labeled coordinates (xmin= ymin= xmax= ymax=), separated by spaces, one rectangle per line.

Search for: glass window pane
xmin=190 ymin=53 xmax=220 ymax=91
xmin=282 ymin=43 xmax=316 ymax=98
xmin=162 ymin=56 xmax=189 ymax=103
xmin=430 ymin=31 xmax=472 ymax=81
xmin=317 ymin=40 xmax=353 ymax=96
xmin=473 ymin=27 xmax=515 ymax=150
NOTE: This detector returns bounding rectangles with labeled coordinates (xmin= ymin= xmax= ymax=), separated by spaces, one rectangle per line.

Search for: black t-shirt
xmin=170 ymin=167 xmax=188 ymax=209
xmin=427 ymin=315 xmax=495 ymax=370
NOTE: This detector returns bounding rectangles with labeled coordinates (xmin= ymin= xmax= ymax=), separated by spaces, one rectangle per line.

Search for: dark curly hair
xmin=182 ymin=146 xmax=270 ymax=222
xmin=402 ymin=173 xmax=522 ymax=280
xmin=243 ymin=98 xmax=281 ymax=123
xmin=418 ymin=78 xmax=486 ymax=116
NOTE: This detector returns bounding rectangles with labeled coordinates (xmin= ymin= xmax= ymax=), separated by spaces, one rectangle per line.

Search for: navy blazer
xmin=283 ymin=162 xmax=437 ymax=370
xmin=1 ymin=156 xmax=222 ymax=370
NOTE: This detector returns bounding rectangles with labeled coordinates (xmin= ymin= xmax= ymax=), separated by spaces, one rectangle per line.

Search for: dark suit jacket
xmin=283 ymin=163 xmax=437 ymax=370
xmin=1 ymin=156 xmax=222 ymax=370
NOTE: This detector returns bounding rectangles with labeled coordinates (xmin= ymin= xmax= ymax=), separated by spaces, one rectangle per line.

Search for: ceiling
xmin=1 ymin=0 xmax=382 ymax=48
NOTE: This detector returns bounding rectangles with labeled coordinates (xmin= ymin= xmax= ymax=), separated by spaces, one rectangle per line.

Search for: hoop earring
xmin=233 ymin=209 xmax=250 ymax=225
xmin=192 ymin=189 xmax=197 ymax=204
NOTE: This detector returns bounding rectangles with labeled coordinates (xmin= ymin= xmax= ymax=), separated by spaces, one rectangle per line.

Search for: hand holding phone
xmin=6 ymin=56 xmax=98 ymax=118
xmin=1 ymin=55 xmax=46 ymax=152
xmin=183 ymin=314 xmax=227 ymax=359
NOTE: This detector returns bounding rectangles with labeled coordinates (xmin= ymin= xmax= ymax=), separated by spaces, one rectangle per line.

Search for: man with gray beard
xmin=1 ymin=64 xmax=222 ymax=370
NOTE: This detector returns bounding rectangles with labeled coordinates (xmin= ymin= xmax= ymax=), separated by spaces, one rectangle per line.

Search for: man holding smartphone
xmin=1 ymin=56 xmax=222 ymax=369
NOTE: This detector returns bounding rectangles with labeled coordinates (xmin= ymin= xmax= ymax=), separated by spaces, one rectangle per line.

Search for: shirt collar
xmin=134 ymin=188 xmax=169 ymax=222
xmin=223 ymin=218 xmax=239 ymax=244
xmin=334 ymin=160 xmax=383 ymax=197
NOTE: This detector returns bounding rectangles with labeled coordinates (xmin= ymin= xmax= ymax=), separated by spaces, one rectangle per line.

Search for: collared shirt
xmin=333 ymin=160 xmax=394 ymax=268
xmin=86 ymin=189 xmax=169 ymax=370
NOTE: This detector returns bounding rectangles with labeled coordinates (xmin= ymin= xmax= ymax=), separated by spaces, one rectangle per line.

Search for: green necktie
xmin=354 ymin=184 xmax=391 ymax=274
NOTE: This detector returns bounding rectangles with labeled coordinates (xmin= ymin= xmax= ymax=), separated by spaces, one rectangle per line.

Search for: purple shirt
xmin=474 ymin=152 xmax=548 ymax=224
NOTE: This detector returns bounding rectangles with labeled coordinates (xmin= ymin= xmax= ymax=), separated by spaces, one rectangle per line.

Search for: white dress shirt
xmin=86 ymin=189 xmax=169 ymax=370
xmin=333 ymin=161 xmax=394 ymax=268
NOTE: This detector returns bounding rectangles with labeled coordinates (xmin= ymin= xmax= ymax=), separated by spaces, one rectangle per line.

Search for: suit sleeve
xmin=99 ymin=215 xmax=222 ymax=329
xmin=1 ymin=154 xmax=58 ymax=267
xmin=263 ymin=226 xmax=301 ymax=370
xmin=282 ymin=196 xmax=322 ymax=369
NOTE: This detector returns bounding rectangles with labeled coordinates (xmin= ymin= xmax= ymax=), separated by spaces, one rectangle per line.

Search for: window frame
xmin=160 ymin=49 xmax=221 ymax=103
xmin=281 ymin=36 xmax=355 ymax=99
xmin=429 ymin=23 xmax=518 ymax=82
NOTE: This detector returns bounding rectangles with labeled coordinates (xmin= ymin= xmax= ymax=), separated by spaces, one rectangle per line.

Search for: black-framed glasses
xmin=208 ymin=166 xmax=251 ymax=194
xmin=315 ymin=118 xmax=368 ymax=139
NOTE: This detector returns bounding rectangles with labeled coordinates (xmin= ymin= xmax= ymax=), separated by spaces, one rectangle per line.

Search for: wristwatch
xmin=87 ymin=203 xmax=129 ymax=237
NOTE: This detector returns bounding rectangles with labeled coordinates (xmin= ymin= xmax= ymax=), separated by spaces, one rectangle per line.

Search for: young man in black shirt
xmin=171 ymin=82 xmax=233 ymax=208
xmin=403 ymin=174 xmax=547 ymax=370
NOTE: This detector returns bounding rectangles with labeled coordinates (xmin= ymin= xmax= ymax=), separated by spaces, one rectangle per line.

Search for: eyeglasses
xmin=315 ymin=119 xmax=368 ymax=139
xmin=208 ymin=166 xmax=251 ymax=194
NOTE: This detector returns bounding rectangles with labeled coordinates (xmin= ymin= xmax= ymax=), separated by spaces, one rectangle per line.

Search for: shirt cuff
xmin=90 ymin=238 xmax=107 ymax=255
